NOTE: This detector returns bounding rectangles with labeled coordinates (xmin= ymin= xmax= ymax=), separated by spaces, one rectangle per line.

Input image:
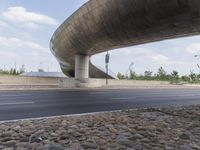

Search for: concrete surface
xmin=0 ymin=75 xmax=171 ymax=89
xmin=75 ymin=55 xmax=90 ymax=79
xmin=21 ymin=72 xmax=66 ymax=78
xmin=0 ymin=75 xmax=60 ymax=85
xmin=1 ymin=88 xmax=200 ymax=121
xmin=0 ymin=75 xmax=77 ymax=88
xmin=50 ymin=0 xmax=200 ymax=78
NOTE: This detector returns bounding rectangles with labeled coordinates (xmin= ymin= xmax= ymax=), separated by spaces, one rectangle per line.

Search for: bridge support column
xmin=75 ymin=54 xmax=89 ymax=79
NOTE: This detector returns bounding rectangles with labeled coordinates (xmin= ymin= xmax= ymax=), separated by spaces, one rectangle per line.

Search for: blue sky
xmin=0 ymin=0 xmax=200 ymax=75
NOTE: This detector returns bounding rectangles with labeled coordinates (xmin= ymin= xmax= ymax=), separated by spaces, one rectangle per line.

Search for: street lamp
xmin=194 ymin=55 xmax=200 ymax=78
xmin=197 ymin=64 xmax=200 ymax=75
xmin=105 ymin=51 xmax=110 ymax=85
xmin=125 ymin=62 xmax=134 ymax=78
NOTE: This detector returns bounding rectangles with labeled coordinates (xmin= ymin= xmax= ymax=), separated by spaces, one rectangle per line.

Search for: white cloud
xmin=91 ymin=46 xmax=195 ymax=75
xmin=0 ymin=51 xmax=16 ymax=58
xmin=152 ymin=54 xmax=169 ymax=62
xmin=186 ymin=43 xmax=200 ymax=55
xmin=0 ymin=20 xmax=8 ymax=28
xmin=0 ymin=20 xmax=10 ymax=31
xmin=111 ymin=47 xmax=169 ymax=63
xmin=0 ymin=36 xmax=48 ymax=52
xmin=2 ymin=6 xmax=58 ymax=28
xmin=0 ymin=36 xmax=60 ymax=72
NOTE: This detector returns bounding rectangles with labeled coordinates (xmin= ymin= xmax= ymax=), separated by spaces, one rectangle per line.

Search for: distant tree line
xmin=0 ymin=65 xmax=25 ymax=76
xmin=117 ymin=67 xmax=200 ymax=84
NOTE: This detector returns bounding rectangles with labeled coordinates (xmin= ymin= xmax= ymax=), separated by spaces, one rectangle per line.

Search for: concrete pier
xmin=75 ymin=55 xmax=89 ymax=79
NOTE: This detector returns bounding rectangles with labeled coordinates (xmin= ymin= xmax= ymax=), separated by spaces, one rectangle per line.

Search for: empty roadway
xmin=0 ymin=88 xmax=200 ymax=121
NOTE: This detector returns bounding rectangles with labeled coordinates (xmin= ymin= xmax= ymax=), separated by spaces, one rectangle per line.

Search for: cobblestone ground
xmin=0 ymin=105 xmax=200 ymax=150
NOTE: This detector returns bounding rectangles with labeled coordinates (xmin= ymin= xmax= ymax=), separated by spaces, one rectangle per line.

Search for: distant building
xmin=21 ymin=72 xmax=67 ymax=78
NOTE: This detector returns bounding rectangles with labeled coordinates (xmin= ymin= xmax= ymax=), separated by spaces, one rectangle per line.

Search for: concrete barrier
xmin=58 ymin=78 xmax=79 ymax=88
xmin=0 ymin=75 xmax=59 ymax=85
xmin=0 ymin=75 xmax=170 ymax=89
xmin=63 ymin=78 xmax=170 ymax=88
xmin=0 ymin=75 xmax=78 ymax=88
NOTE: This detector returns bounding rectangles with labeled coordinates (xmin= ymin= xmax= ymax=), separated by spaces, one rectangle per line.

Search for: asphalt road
xmin=0 ymin=88 xmax=200 ymax=121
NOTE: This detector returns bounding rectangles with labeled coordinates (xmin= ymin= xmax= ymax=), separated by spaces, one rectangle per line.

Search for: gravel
xmin=0 ymin=105 xmax=200 ymax=149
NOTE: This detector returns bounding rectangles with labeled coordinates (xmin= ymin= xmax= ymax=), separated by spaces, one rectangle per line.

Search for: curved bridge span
xmin=50 ymin=0 xmax=200 ymax=79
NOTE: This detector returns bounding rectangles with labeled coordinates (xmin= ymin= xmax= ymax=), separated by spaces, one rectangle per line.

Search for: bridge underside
xmin=50 ymin=0 xmax=200 ymax=79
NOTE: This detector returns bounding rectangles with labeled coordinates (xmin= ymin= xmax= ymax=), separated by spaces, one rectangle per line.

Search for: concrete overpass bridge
xmin=50 ymin=0 xmax=200 ymax=80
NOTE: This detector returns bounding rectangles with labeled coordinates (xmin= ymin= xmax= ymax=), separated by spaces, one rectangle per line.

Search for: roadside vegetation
xmin=1 ymin=64 xmax=200 ymax=84
xmin=0 ymin=65 xmax=25 ymax=76
xmin=117 ymin=67 xmax=200 ymax=84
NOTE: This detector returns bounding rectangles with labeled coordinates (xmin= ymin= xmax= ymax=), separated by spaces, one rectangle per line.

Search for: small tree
xmin=117 ymin=72 xmax=125 ymax=79
xmin=0 ymin=69 xmax=9 ymax=75
xmin=13 ymin=69 xmax=17 ymax=75
xmin=171 ymin=70 xmax=179 ymax=83
xmin=129 ymin=69 xmax=137 ymax=80
xmin=181 ymin=75 xmax=190 ymax=82
xmin=144 ymin=71 xmax=153 ymax=80
xmin=189 ymin=70 xmax=197 ymax=82
xmin=9 ymin=68 xmax=13 ymax=75
xmin=197 ymin=74 xmax=200 ymax=80
xmin=157 ymin=67 xmax=168 ymax=80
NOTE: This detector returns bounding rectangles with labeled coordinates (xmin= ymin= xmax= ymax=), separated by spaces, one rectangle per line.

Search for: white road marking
xmin=0 ymin=101 xmax=35 ymax=106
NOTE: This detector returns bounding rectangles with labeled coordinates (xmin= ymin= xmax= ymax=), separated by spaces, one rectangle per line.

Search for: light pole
xmin=125 ymin=62 xmax=134 ymax=78
xmin=197 ymin=64 xmax=200 ymax=75
xmin=194 ymin=55 xmax=200 ymax=79
xmin=105 ymin=51 xmax=110 ymax=85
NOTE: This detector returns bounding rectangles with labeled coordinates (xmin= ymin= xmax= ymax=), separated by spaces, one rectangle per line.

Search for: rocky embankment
xmin=0 ymin=105 xmax=200 ymax=150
